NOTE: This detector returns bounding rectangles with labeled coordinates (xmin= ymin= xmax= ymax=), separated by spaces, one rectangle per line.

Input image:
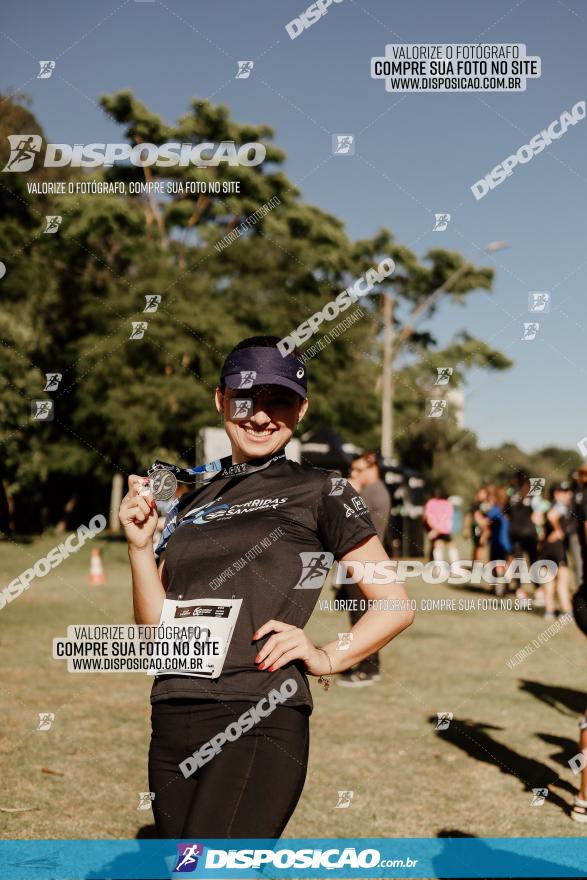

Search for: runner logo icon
xmin=332 ymin=134 xmax=355 ymax=155
xmin=143 ymin=295 xmax=161 ymax=313
xmin=37 ymin=60 xmax=55 ymax=79
xmin=44 ymin=215 xmax=62 ymax=233
xmin=238 ymin=370 xmax=256 ymax=388
xmin=44 ymin=373 xmax=62 ymax=391
xmin=174 ymin=843 xmax=204 ymax=872
xmin=230 ymin=398 xmax=253 ymax=420
xmin=37 ymin=712 xmax=55 ymax=731
xmin=294 ymin=551 xmax=334 ymax=589
xmin=236 ymin=60 xmax=254 ymax=79
xmin=435 ymin=712 xmax=453 ymax=731
xmin=31 ymin=400 xmax=54 ymax=421
xmin=335 ymin=790 xmax=354 ymax=808
xmin=528 ymin=291 xmax=550 ymax=312
xmin=3 ymin=135 xmax=42 ymax=172
xmin=530 ymin=788 xmax=548 ymax=806
xmin=129 ymin=322 xmax=148 ymax=340
xmin=433 ymin=212 xmax=451 ymax=231
xmin=435 ymin=367 xmax=453 ymax=386
xmin=329 ymin=477 xmax=347 ymax=496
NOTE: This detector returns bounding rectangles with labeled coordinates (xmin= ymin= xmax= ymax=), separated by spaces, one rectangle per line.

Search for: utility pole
xmin=381 ymin=265 xmax=467 ymax=460
xmin=381 ymin=292 xmax=394 ymax=459
xmin=378 ymin=241 xmax=508 ymax=462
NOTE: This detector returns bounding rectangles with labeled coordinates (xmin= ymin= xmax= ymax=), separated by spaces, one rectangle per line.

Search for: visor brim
xmin=224 ymin=373 xmax=307 ymax=399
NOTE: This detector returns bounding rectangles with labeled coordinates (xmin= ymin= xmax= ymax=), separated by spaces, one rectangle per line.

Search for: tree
xmin=0 ymin=90 xmax=519 ymax=530
xmin=0 ymin=93 xmax=66 ymax=530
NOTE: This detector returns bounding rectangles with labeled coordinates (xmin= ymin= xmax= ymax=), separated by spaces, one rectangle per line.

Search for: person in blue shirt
xmin=486 ymin=485 xmax=512 ymax=596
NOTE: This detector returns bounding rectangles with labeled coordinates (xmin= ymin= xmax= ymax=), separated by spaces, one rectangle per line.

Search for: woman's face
xmin=215 ymin=384 xmax=308 ymax=463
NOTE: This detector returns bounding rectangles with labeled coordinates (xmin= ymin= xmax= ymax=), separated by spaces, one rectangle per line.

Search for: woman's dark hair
xmin=352 ymin=452 xmax=380 ymax=471
xmin=220 ymin=335 xmax=302 ymax=392
xmin=514 ymin=470 xmax=530 ymax=488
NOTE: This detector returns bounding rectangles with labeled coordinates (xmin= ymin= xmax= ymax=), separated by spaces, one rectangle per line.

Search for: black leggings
xmin=511 ymin=534 xmax=539 ymax=585
xmin=511 ymin=534 xmax=538 ymax=564
xmin=148 ymin=698 xmax=310 ymax=838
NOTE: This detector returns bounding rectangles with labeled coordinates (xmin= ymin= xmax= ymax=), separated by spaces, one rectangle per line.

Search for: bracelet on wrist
xmin=317 ymin=647 xmax=333 ymax=691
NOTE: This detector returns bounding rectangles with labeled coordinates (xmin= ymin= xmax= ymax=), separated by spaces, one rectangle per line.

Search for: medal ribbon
xmin=146 ymin=451 xmax=287 ymax=500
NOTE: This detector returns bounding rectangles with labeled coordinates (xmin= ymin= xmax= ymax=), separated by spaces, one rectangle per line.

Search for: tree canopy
xmin=1 ymin=90 xmax=574 ymax=532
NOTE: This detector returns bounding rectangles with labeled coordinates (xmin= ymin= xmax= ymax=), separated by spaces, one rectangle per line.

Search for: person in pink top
xmin=423 ymin=490 xmax=458 ymax=564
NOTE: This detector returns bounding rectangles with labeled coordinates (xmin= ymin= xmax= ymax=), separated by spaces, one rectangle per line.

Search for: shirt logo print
xmin=183 ymin=496 xmax=289 ymax=526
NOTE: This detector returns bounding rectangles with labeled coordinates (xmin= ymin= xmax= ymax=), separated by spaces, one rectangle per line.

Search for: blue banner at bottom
xmin=0 ymin=837 xmax=586 ymax=878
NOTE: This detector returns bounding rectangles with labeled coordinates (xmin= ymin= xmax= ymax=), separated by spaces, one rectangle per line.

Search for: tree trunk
xmin=109 ymin=473 xmax=124 ymax=533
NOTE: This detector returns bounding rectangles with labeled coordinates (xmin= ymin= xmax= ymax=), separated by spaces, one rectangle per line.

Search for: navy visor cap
xmin=220 ymin=346 xmax=307 ymax=399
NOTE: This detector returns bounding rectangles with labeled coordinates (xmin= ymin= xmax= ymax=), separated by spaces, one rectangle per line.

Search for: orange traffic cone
xmin=89 ymin=547 xmax=106 ymax=585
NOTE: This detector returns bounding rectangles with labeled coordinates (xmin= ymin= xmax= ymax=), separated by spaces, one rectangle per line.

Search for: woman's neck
xmin=230 ymin=447 xmax=285 ymax=466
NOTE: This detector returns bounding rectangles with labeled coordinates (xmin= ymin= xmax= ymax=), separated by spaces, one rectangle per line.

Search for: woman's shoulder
xmin=281 ymin=458 xmax=344 ymax=487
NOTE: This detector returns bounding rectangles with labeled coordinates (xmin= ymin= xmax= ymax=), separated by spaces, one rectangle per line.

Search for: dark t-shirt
xmin=151 ymin=456 xmax=376 ymax=712
xmin=361 ymin=480 xmax=391 ymax=543
xmin=505 ymin=493 xmax=535 ymax=540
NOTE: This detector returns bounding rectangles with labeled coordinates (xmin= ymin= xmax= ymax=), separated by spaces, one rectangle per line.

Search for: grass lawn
xmin=1 ymin=533 xmax=586 ymax=841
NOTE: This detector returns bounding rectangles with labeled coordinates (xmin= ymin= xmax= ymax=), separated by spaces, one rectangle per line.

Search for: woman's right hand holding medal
xmin=119 ymin=475 xmax=159 ymax=551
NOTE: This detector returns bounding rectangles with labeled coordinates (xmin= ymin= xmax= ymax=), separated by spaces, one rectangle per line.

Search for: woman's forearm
xmin=320 ymin=606 xmax=414 ymax=673
xmin=129 ymin=546 xmax=166 ymax=624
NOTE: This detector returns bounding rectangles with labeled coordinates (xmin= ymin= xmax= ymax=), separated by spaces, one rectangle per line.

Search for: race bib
xmin=149 ymin=597 xmax=242 ymax=679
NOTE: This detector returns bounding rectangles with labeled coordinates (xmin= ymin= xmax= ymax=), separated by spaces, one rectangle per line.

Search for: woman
xmin=466 ymin=486 xmax=489 ymax=562
xmin=542 ymin=482 xmax=573 ymax=620
xmin=486 ymin=485 xmax=511 ymax=597
xmin=423 ymin=489 xmax=458 ymax=564
xmin=119 ymin=336 xmax=414 ymax=839
xmin=505 ymin=473 xmax=541 ymax=602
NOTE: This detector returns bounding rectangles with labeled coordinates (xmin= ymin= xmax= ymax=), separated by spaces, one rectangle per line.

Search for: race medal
xmin=149 ymin=468 xmax=178 ymax=501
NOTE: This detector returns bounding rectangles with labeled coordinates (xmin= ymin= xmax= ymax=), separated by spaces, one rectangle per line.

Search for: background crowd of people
xmin=340 ymin=456 xmax=587 ymax=689
xmin=422 ymin=468 xmax=587 ymax=618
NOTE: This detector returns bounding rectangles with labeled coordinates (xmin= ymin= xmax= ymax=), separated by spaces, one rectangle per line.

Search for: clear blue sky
xmin=3 ymin=0 xmax=586 ymax=453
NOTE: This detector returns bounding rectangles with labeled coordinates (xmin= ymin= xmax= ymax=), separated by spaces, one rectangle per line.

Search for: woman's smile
xmin=241 ymin=425 xmax=277 ymax=441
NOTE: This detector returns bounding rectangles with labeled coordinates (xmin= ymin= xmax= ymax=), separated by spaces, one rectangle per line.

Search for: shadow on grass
xmin=435 ymin=829 xmax=583 ymax=879
xmin=537 ymin=732 xmax=582 ymax=773
xmin=0 ymin=532 xmax=35 ymax=544
xmin=430 ymin=717 xmax=576 ymax=812
xmin=136 ymin=823 xmax=157 ymax=838
xmin=35 ymin=826 xmax=584 ymax=880
xmin=519 ymin=680 xmax=587 ymax=717
xmin=84 ymin=827 xmax=163 ymax=880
